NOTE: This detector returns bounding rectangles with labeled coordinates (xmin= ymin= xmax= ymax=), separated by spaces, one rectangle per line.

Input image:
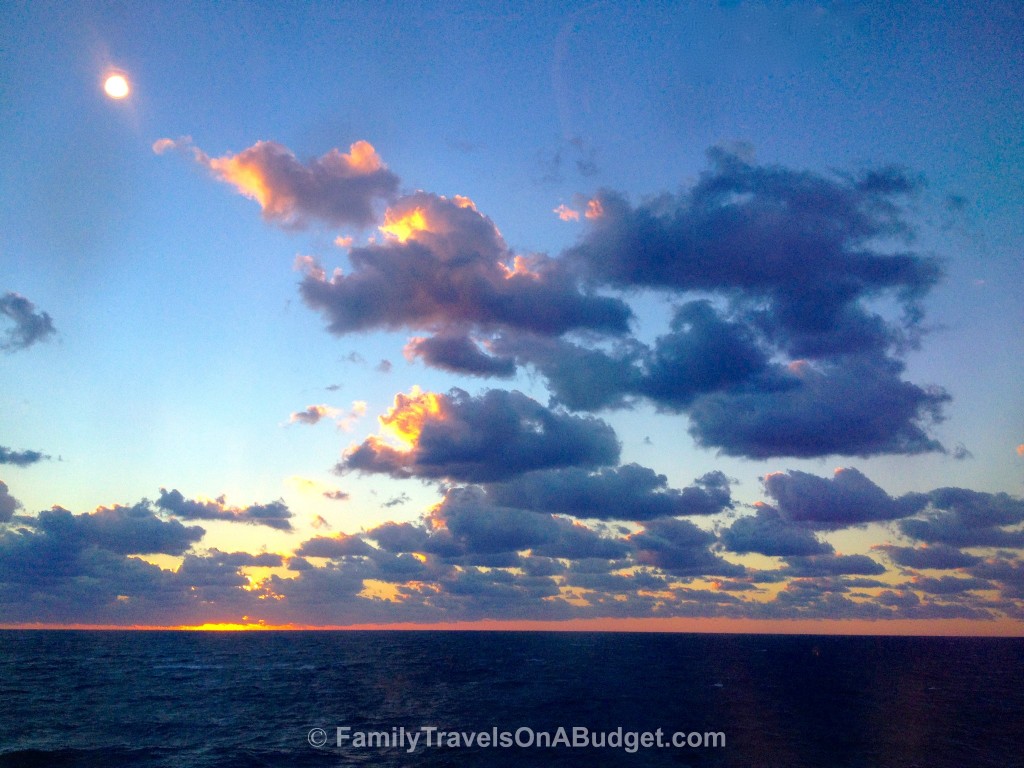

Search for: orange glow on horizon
xmin=3 ymin=617 xmax=1021 ymax=636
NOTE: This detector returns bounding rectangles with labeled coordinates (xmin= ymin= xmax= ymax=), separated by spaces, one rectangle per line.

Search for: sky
xmin=1 ymin=0 xmax=1022 ymax=633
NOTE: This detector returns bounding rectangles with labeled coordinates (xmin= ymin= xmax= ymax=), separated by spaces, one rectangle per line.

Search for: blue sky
xmin=1 ymin=1 xmax=1022 ymax=630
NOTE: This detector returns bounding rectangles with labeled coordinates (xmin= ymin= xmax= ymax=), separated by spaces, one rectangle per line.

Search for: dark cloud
xmin=763 ymin=467 xmax=927 ymax=530
xmin=404 ymin=333 xmax=516 ymax=378
xmin=518 ymin=150 xmax=950 ymax=459
xmin=638 ymin=300 xmax=773 ymax=409
xmin=927 ymin=487 xmax=1024 ymax=527
xmin=875 ymin=543 xmax=982 ymax=570
xmin=289 ymin=404 xmax=334 ymax=425
xmin=0 ymin=292 xmax=56 ymax=352
xmin=491 ymin=334 xmax=642 ymax=411
xmin=322 ymin=489 xmax=350 ymax=501
xmin=898 ymin=488 xmax=1024 ymax=548
xmin=782 ymin=554 xmax=887 ymax=577
xmin=485 ymin=465 xmax=732 ymax=521
xmin=296 ymin=533 xmax=375 ymax=559
xmin=720 ymin=505 xmax=834 ymax=557
xmin=156 ymin=489 xmax=294 ymax=530
xmin=631 ymin=518 xmax=743 ymax=577
xmin=500 ymin=310 xmax=948 ymax=461
xmin=299 ymin=192 xmax=632 ymax=338
xmin=969 ymin=559 xmax=1024 ymax=599
xmin=38 ymin=503 xmax=204 ymax=555
xmin=340 ymin=388 xmax=620 ymax=483
xmin=567 ymin=152 xmax=937 ymax=353
xmin=0 ymin=481 xmax=22 ymax=523
xmin=433 ymin=486 xmax=629 ymax=560
xmin=154 ymin=138 xmax=398 ymax=228
xmin=0 ymin=446 xmax=49 ymax=467
xmin=908 ymin=575 xmax=992 ymax=595
xmin=685 ymin=356 xmax=949 ymax=458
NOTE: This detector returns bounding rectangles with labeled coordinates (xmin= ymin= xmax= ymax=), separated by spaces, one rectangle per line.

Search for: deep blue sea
xmin=0 ymin=631 xmax=1022 ymax=767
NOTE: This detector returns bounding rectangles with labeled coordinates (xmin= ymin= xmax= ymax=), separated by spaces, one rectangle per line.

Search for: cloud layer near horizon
xmin=1 ymin=468 xmax=1022 ymax=626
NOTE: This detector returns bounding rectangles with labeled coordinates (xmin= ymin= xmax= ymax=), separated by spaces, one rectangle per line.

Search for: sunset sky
xmin=2 ymin=1 xmax=1022 ymax=633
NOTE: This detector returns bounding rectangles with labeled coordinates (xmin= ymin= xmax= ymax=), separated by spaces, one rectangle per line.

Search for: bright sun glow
xmin=379 ymin=386 xmax=444 ymax=447
xmin=379 ymin=207 xmax=429 ymax=243
xmin=103 ymin=73 xmax=130 ymax=99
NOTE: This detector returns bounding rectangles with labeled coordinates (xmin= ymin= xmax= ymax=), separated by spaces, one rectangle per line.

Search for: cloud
xmin=0 ymin=446 xmax=50 ymax=467
xmin=296 ymin=532 xmax=375 ymax=559
xmin=685 ymin=357 xmax=949 ymax=459
xmin=404 ymin=333 xmax=516 ymax=378
xmin=156 ymin=489 xmax=294 ymax=530
xmin=154 ymin=138 xmax=399 ymax=228
xmin=289 ymin=404 xmax=338 ymax=425
xmin=339 ymin=387 xmax=620 ymax=483
xmin=0 ymin=481 xmax=22 ymax=523
xmin=762 ymin=467 xmax=927 ymax=530
xmin=907 ymin=575 xmax=992 ymax=595
xmin=720 ymin=505 xmax=834 ymax=557
xmin=438 ymin=487 xmax=629 ymax=561
xmin=1 ymin=292 xmax=56 ymax=352
xmin=568 ymin=153 xmax=936 ymax=351
xmin=630 ymin=518 xmax=743 ymax=577
xmin=969 ymin=559 xmax=1024 ymax=599
xmin=899 ymin=488 xmax=1024 ymax=548
xmin=875 ymin=543 xmax=982 ymax=570
xmin=782 ymin=554 xmax=887 ymax=577
xmin=554 ymin=204 xmax=580 ymax=222
xmin=510 ymin=150 xmax=949 ymax=459
xmin=485 ymin=465 xmax=733 ymax=521
xmin=491 ymin=334 xmax=643 ymax=411
xmin=37 ymin=502 xmax=205 ymax=555
xmin=298 ymin=191 xmax=632 ymax=338
xmin=498 ymin=306 xmax=948 ymax=459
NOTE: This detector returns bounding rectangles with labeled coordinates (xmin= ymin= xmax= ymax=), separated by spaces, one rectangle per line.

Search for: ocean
xmin=0 ymin=631 xmax=1021 ymax=767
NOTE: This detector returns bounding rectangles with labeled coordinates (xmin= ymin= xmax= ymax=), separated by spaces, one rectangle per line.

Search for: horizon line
xmin=2 ymin=617 xmax=1022 ymax=637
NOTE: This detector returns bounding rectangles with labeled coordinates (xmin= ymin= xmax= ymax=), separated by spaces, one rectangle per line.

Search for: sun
xmin=103 ymin=73 xmax=130 ymax=99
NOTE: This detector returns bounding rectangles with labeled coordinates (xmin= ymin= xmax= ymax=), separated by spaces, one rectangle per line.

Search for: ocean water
xmin=0 ymin=631 xmax=1022 ymax=767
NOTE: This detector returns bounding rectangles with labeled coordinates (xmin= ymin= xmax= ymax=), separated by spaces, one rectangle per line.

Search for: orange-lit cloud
xmin=379 ymin=206 xmax=430 ymax=243
xmin=377 ymin=386 xmax=445 ymax=448
xmin=341 ymin=388 xmax=620 ymax=483
xmin=585 ymin=198 xmax=604 ymax=219
xmin=554 ymin=204 xmax=580 ymax=221
xmin=153 ymin=137 xmax=398 ymax=227
xmin=378 ymin=194 xmax=480 ymax=243
xmin=498 ymin=254 xmax=541 ymax=280
xmin=1017 ymin=444 xmax=1024 ymax=457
